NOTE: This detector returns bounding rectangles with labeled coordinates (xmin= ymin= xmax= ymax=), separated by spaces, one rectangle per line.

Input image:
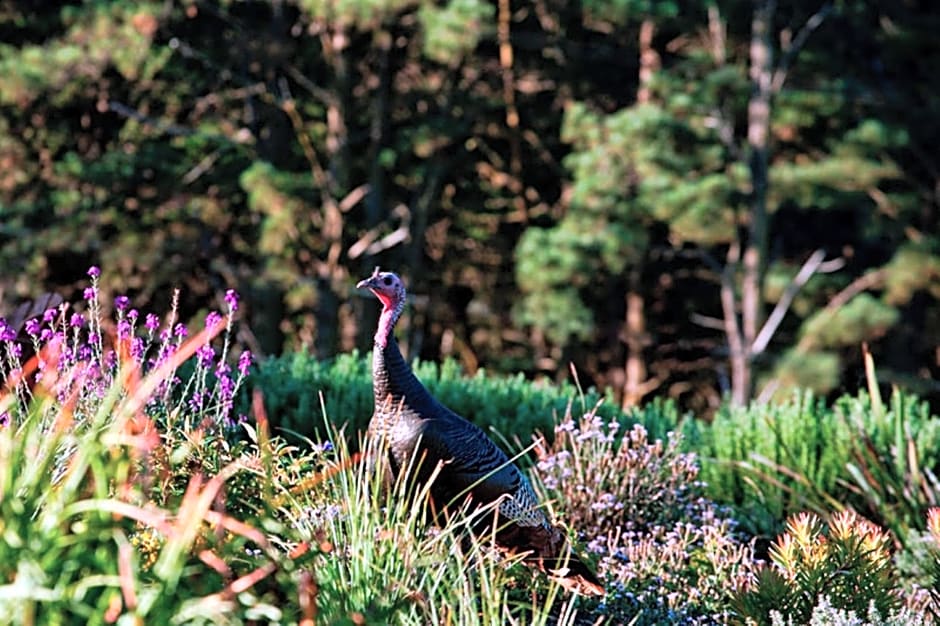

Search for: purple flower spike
xmin=145 ymin=313 xmax=160 ymax=331
xmin=127 ymin=309 xmax=138 ymax=321
xmin=173 ymin=323 xmax=187 ymax=338
xmin=25 ymin=318 xmax=41 ymax=336
xmin=205 ymin=311 xmax=223 ymax=329
xmin=238 ymin=350 xmax=252 ymax=376
xmin=117 ymin=319 xmax=132 ymax=340
xmin=87 ymin=266 xmax=100 ymax=278
xmin=69 ymin=313 xmax=84 ymax=328
xmin=42 ymin=308 xmax=57 ymax=323
xmin=224 ymin=289 xmax=239 ymax=312
xmin=83 ymin=287 xmax=96 ymax=301
xmin=196 ymin=343 xmax=214 ymax=367
xmin=115 ymin=295 xmax=130 ymax=311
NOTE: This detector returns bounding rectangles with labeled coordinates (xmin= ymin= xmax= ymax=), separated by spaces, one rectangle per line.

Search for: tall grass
xmin=0 ymin=270 xmax=585 ymax=625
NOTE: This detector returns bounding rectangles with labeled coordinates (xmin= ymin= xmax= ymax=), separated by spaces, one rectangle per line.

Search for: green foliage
xmin=682 ymin=388 xmax=940 ymax=539
xmin=734 ymin=511 xmax=904 ymax=625
xmin=246 ymin=349 xmax=672 ymax=446
xmin=883 ymin=245 xmax=940 ymax=306
xmin=419 ymin=0 xmax=494 ymax=66
xmin=801 ymin=293 xmax=899 ymax=349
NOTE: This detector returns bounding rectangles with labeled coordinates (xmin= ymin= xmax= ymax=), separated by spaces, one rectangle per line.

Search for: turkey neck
xmin=371 ymin=297 xmax=436 ymax=423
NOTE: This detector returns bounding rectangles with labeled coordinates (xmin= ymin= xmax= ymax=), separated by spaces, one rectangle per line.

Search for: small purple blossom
xmin=173 ymin=323 xmax=187 ymax=338
xmin=39 ymin=328 xmax=54 ymax=342
xmin=237 ymin=351 xmax=252 ymax=376
xmin=188 ymin=390 xmax=205 ymax=411
xmin=224 ymin=289 xmax=239 ymax=312
xmin=204 ymin=311 xmax=222 ymax=329
xmin=83 ymin=287 xmax=96 ymax=301
xmin=87 ymin=266 xmax=100 ymax=278
xmin=78 ymin=345 xmax=92 ymax=361
xmin=117 ymin=319 xmax=132 ymax=340
xmin=145 ymin=313 xmax=160 ymax=331
xmin=88 ymin=332 xmax=99 ymax=345
xmin=42 ymin=308 xmax=57 ymax=323
xmin=131 ymin=337 xmax=146 ymax=360
xmin=196 ymin=343 xmax=214 ymax=368
xmin=69 ymin=313 xmax=84 ymax=328
xmin=127 ymin=308 xmax=138 ymax=321
xmin=25 ymin=318 xmax=41 ymax=336
xmin=114 ymin=295 xmax=130 ymax=311
xmin=218 ymin=373 xmax=234 ymax=400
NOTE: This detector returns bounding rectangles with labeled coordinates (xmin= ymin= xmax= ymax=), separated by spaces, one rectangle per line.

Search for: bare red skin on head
xmin=371 ymin=289 xmax=394 ymax=310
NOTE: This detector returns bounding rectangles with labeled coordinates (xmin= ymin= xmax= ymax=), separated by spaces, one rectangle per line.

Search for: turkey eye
xmin=383 ymin=276 xmax=393 ymax=286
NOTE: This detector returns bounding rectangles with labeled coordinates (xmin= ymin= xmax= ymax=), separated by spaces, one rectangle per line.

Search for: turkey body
xmin=357 ymin=268 xmax=604 ymax=596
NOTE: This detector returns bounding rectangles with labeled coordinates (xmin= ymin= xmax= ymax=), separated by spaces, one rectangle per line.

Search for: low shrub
xmin=733 ymin=511 xmax=924 ymax=625
xmin=533 ymin=408 xmax=760 ymax=624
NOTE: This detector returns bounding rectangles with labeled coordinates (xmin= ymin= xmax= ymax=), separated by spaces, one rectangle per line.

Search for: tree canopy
xmin=1 ymin=0 xmax=937 ymax=413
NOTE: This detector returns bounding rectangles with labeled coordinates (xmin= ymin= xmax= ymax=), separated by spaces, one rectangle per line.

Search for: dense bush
xmin=683 ymin=389 xmax=940 ymax=539
xmin=734 ymin=511 xmax=930 ymax=625
xmin=247 ymin=350 xmax=682 ymax=447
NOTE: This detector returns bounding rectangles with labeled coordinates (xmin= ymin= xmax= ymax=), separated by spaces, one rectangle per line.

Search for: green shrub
xmin=734 ymin=511 xmax=908 ymax=625
xmin=247 ymin=350 xmax=682 ymax=447
xmin=682 ymin=388 xmax=940 ymax=539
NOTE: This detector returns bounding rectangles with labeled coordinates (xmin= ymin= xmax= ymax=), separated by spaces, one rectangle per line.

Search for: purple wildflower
xmin=115 ymin=295 xmax=130 ymax=311
xmin=131 ymin=337 xmax=146 ymax=360
xmin=87 ymin=266 xmax=100 ymax=278
xmin=69 ymin=313 xmax=84 ymax=328
xmin=78 ymin=345 xmax=93 ymax=361
xmin=224 ymin=289 xmax=239 ymax=312
xmin=25 ymin=318 xmax=41 ymax=336
xmin=188 ymin=390 xmax=205 ymax=411
xmin=196 ymin=343 xmax=214 ymax=368
xmin=127 ymin=308 xmax=138 ymax=321
xmin=173 ymin=323 xmax=187 ymax=338
xmin=42 ymin=308 xmax=57 ymax=323
xmin=88 ymin=332 xmax=99 ymax=345
xmin=117 ymin=319 xmax=132 ymax=340
xmin=145 ymin=313 xmax=160 ymax=332
xmin=237 ymin=351 xmax=252 ymax=376
xmin=83 ymin=287 xmax=96 ymax=301
xmin=40 ymin=328 xmax=54 ymax=342
xmin=218 ymin=373 xmax=234 ymax=400
xmin=9 ymin=343 xmax=22 ymax=358
xmin=204 ymin=311 xmax=222 ymax=329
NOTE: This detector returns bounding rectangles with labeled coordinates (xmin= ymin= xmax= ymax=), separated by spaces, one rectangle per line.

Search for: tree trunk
xmin=622 ymin=268 xmax=650 ymax=409
xmin=733 ymin=0 xmax=775 ymax=404
xmin=636 ymin=19 xmax=660 ymax=105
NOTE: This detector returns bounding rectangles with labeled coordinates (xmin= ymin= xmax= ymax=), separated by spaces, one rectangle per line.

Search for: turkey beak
xmin=357 ymin=266 xmax=382 ymax=290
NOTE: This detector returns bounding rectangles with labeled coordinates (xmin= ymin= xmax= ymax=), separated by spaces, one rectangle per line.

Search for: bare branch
xmin=751 ymin=249 xmax=828 ymax=356
xmin=689 ymin=313 xmax=727 ymax=331
xmin=772 ymin=2 xmax=833 ymax=93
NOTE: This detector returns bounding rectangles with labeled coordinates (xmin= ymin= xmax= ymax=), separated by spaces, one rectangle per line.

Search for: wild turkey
xmin=356 ymin=267 xmax=604 ymax=596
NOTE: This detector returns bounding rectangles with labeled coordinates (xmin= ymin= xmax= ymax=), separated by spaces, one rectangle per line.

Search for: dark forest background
xmin=1 ymin=0 xmax=938 ymax=415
